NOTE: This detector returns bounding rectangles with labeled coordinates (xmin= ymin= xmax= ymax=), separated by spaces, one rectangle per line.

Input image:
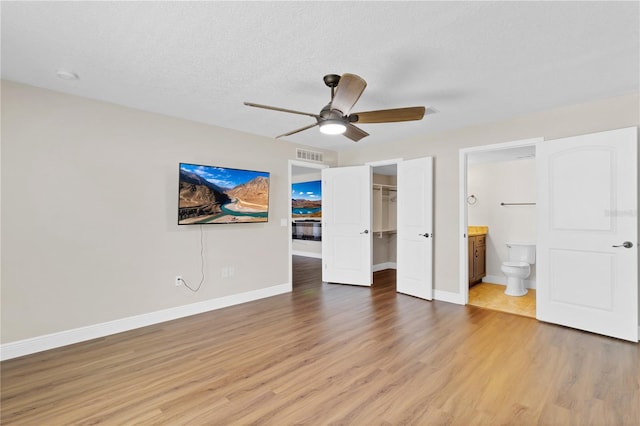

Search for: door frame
xmin=365 ymin=158 xmax=404 ymax=168
xmin=288 ymin=159 xmax=328 ymax=290
xmin=458 ymin=138 xmax=542 ymax=304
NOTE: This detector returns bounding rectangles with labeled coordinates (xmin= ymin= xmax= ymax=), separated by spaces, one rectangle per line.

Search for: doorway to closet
xmin=322 ymin=157 xmax=434 ymax=300
xmin=371 ymin=163 xmax=397 ymax=275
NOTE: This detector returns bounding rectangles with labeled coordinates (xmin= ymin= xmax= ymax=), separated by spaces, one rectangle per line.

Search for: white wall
xmin=0 ymin=81 xmax=338 ymax=344
xmin=339 ymin=93 xmax=640 ymax=294
xmin=468 ymin=159 xmax=536 ymax=285
xmin=3 ymin=82 xmax=638 ymax=347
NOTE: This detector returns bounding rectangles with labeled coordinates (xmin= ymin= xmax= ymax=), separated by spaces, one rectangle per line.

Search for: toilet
xmin=500 ymin=242 xmax=536 ymax=296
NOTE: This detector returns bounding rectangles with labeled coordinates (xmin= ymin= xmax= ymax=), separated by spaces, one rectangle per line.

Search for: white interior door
xmin=537 ymin=127 xmax=638 ymax=342
xmin=322 ymin=165 xmax=372 ymax=286
xmin=397 ymin=157 xmax=434 ymax=299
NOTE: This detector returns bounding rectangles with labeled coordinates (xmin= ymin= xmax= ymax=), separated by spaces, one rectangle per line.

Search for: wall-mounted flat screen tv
xmin=178 ymin=163 xmax=270 ymax=224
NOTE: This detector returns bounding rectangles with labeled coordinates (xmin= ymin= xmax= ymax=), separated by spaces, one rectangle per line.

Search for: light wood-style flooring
xmin=1 ymin=256 xmax=638 ymax=425
xmin=469 ymin=282 xmax=536 ymax=318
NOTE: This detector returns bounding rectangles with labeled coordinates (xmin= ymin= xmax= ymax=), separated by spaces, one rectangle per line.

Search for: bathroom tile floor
xmin=468 ymin=282 xmax=536 ymax=318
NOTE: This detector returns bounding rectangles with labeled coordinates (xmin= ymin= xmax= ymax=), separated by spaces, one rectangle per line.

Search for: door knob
xmin=612 ymin=241 xmax=633 ymax=248
xmin=360 ymin=230 xmax=369 ymax=234
xmin=418 ymin=233 xmax=430 ymax=238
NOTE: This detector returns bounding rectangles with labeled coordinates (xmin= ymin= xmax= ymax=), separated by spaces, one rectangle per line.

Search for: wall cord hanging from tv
xmin=180 ymin=225 xmax=206 ymax=292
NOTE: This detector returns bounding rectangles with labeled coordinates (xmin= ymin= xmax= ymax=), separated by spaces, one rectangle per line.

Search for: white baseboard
xmin=483 ymin=274 xmax=507 ymax=285
xmin=1 ymin=283 xmax=291 ymax=361
xmin=373 ymin=262 xmax=397 ymax=272
xmin=483 ymin=274 xmax=536 ymax=289
xmin=434 ymin=289 xmax=465 ymax=305
xmin=292 ymin=250 xmax=322 ymax=259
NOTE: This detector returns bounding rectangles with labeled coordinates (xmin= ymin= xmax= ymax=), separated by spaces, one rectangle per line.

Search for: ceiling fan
xmin=244 ymin=73 xmax=427 ymax=142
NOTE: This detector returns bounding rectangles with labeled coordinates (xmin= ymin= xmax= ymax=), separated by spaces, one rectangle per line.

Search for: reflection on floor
xmin=469 ymin=282 xmax=536 ymax=318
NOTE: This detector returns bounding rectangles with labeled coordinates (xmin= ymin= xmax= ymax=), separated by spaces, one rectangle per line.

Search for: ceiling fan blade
xmin=331 ymin=73 xmax=367 ymax=115
xmin=244 ymin=102 xmax=319 ymax=118
xmin=351 ymin=106 xmax=426 ymax=124
xmin=276 ymin=122 xmax=319 ymax=139
xmin=343 ymin=123 xmax=369 ymax=142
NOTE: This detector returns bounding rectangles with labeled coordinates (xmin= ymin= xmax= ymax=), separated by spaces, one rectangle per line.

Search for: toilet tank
xmin=506 ymin=242 xmax=536 ymax=264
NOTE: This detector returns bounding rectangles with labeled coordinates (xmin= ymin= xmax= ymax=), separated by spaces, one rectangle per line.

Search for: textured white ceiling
xmin=2 ymin=1 xmax=638 ymax=151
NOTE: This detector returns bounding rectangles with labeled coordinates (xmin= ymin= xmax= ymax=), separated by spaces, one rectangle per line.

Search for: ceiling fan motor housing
xmin=319 ymin=103 xmax=345 ymax=123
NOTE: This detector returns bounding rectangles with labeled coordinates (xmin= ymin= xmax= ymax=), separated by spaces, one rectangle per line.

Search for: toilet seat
xmin=502 ymin=261 xmax=529 ymax=268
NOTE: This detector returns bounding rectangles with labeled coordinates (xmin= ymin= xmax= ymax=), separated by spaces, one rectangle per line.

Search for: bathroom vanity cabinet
xmin=468 ymin=234 xmax=486 ymax=287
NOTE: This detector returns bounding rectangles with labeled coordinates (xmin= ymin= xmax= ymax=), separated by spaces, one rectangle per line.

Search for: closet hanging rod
xmin=500 ymin=202 xmax=536 ymax=206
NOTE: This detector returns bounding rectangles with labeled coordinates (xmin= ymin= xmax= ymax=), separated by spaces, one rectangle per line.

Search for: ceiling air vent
xmin=296 ymin=148 xmax=324 ymax=163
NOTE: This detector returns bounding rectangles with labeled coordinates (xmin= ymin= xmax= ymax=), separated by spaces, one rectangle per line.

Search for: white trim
xmin=459 ymin=150 xmax=469 ymax=305
xmin=292 ymin=250 xmax=322 ymax=259
xmin=483 ymin=274 xmax=508 ymax=286
xmin=365 ymin=158 xmax=404 ymax=167
xmin=373 ymin=262 xmax=397 ymax=272
xmin=1 ymin=283 xmax=290 ymax=361
xmin=459 ymin=137 xmax=543 ymax=306
xmin=434 ymin=289 xmax=465 ymax=305
xmin=461 ymin=138 xmax=543 ymax=153
xmin=483 ymin=274 xmax=536 ymax=289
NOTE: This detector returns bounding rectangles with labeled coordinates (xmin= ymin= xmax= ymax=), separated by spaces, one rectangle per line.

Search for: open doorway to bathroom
xmin=459 ymin=139 xmax=540 ymax=318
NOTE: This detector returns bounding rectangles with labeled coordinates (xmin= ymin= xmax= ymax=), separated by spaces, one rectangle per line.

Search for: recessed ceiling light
xmin=56 ymin=69 xmax=79 ymax=80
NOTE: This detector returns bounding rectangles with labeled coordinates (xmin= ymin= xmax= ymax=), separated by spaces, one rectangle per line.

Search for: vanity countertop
xmin=468 ymin=226 xmax=488 ymax=236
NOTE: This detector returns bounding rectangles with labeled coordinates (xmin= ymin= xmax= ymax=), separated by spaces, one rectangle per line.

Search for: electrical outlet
xmin=221 ymin=266 xmax=235 ymax=279
xmin=175 ymin=275 xmax=183 ymax=286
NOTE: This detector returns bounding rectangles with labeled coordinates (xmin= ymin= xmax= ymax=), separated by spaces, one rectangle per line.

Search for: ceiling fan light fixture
xmin=245 ymin=73 xmax=427 ymax=142
xmin=319 ymin=119 xmax=346 ymax=135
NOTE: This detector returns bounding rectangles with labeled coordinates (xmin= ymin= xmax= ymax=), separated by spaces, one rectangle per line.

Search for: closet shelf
xmin=373 ymin=184 xmax=397 ymax=191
